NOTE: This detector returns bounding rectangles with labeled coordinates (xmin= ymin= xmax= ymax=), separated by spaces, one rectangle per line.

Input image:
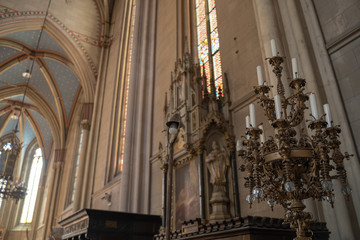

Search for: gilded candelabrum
xmin=238 ymin=54 xmax=352 ymax=240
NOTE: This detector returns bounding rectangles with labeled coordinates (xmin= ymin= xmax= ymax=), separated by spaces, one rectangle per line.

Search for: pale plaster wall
xmin=149 ymin=0 xmax=177 ymax=216
xmin=91 ymin=0 xmax=126 ymax=210
xmin=313 ymin=0 xmax=360 ymax=157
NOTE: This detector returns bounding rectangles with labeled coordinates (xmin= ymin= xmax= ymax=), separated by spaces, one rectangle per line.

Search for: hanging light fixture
xmin=0 ymin=130 xmax=26 ymax=202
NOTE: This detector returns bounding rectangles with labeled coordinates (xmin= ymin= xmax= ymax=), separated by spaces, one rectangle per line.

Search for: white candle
xmin=256 ymin=66 xmax=264 ymax=85
xmin=274 ymin=94 xmax=281 ymax=119
xmin=249 ymin=104 xmax=256 ymax=127
xmin=259 ymin=125 xmax=265 ymax=144
xmin=236 ymin=140 xmax=242 ymax=151
xmin=271 ymin=39 xmax=277 ymax=56
xmin=245 ymin=115 xmax=250 ymax=139
xmin=309 ymin=93 xmax=319 ymax=120
xmin=292 ymin=58 xmax=298 ymax=79
xmin=323 ymin=104 xmax=332 ymax=127
xmin=245 ymin=115 xmax=250 ymax=128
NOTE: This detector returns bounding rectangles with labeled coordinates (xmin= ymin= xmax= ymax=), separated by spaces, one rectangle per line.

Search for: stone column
xmin=44 ymin=149 xmax=65 ymax=239
xmin=252 ymin=0 xmax=291 ymax=95
xmin=73 ymin=109 xmax=91 ymax=211
xmin=197 ymin=145 xmax=206 ymax=220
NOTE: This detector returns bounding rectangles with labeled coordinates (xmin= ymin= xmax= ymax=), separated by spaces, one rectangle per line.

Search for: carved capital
xmin=99 ymin=35 xmax=113 ymax=48
xmin=160 ymin=162 xmax=168 ymax=172
xmin=80 ymin=119 xmax=91 ymax=130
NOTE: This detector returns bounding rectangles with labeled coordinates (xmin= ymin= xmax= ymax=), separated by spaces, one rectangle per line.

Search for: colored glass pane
xmin=196 ymin=0 xmax=223 ymax=98
xmin=208 ymin=0 xmax=215 ymax=11
xmin=209 ymin=9 xmax=218 ymax=31
xmin=3 ymin=142 xmax=12 ymax=151
xmin=119 ymin=0 xmax=136 ymax=173
xmin=213 ymin=51 xmax=222 ymax=80
xmin=198 ymin=40 xmax=208 ymax=64
xmin=204 ymin=61 xmax=211 ymax=92
xmin=197 ymin=20 xmax=207 ymax=44
xmin=196 ymin=0 xmax=206 ymax=24
xmin=211 ymin=28 xmax=220 ymax=54
xmin=201 ymin=61 xmax=210 ymax=79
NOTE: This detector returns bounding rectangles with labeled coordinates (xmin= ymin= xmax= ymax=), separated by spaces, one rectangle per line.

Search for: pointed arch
xmin=0 ymin=18 xmax=95 ymax=103
xmin=0 ymin=85 xmax=62 ymax=149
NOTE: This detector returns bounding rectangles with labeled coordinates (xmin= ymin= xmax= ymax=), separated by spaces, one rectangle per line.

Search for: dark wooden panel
xmin=59 ymin=209 xmax=161 ymax=240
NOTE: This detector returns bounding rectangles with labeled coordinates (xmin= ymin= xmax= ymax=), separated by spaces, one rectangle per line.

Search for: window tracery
xmin=196 ymin=0 xmax=223 ymax=98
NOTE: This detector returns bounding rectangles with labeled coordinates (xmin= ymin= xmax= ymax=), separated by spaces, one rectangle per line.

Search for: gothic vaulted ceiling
xmin=0 ymin=0 xmax=104 ymax=158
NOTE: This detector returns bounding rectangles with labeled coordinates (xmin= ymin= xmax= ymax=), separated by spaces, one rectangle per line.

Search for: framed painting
xmin=175 ymin=158 xmax=200 ymax=229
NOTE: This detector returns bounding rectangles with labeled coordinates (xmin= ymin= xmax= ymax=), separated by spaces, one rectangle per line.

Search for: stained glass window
xmin=118 ymin=0 xmax=136 ymax=173
xmin=196 ymin=0 xmax=223 ymax=98
xmin=20 ymin=148 xmax=43 ymax=223
xmin=3 ymin=142 xmax=12 ymax=151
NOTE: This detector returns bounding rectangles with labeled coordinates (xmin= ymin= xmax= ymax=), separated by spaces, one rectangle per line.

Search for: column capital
xmin=80 ymin=119 xmax=91 ymax=130
xmin=53 ymin=149 xmax=66 ymax=169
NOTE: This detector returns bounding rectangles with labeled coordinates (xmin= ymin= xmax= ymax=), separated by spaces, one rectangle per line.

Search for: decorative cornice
xmin=154 ymin=216 xmax=329 ymax=240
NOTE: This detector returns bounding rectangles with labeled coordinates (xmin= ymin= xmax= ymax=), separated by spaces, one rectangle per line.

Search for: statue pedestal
xmin=209 ymin=187 xmax=230 ymax=222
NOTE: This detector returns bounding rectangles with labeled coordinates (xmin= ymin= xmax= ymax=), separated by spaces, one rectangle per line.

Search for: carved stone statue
xmin=205 ymin=141 xmax=230 ymax=222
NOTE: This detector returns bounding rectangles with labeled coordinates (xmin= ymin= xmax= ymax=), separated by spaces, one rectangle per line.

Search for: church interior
xmin=0 ymin=0 xmax=359 ymax=239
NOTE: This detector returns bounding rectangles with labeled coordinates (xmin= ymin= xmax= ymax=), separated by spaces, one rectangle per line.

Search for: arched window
xmin=196 ymin=0 xmax=223 ymax=98
xmin=108 ymin=0 xmax=136 ymax=180
xmin=20 ymin=148 xmax=43 ymax=223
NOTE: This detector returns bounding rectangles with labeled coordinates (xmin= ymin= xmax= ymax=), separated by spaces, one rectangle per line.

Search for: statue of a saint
xmin=206 ymin=141 xmax=230 ymax=186
xmin=205 ymin=141 xmax=230 ymax=221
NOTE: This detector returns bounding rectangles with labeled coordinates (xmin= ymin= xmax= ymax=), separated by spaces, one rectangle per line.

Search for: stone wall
xmin=313 ymin=0 xmax=360 ymax=157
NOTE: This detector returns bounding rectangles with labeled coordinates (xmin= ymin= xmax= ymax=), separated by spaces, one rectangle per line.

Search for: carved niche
xmin=159 ymin=45 xmax=238 ymax=231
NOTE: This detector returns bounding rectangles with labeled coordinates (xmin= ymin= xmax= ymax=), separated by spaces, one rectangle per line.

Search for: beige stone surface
xmin=150 ymin=160 xmax=162 ymax=216
xmin=151 ymin=0 xmax=177 ymax=156
xmin=313 ymin=0 xmax=360 ymax=43
xmin=1 ymin=0 xmax=360 ymax=239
